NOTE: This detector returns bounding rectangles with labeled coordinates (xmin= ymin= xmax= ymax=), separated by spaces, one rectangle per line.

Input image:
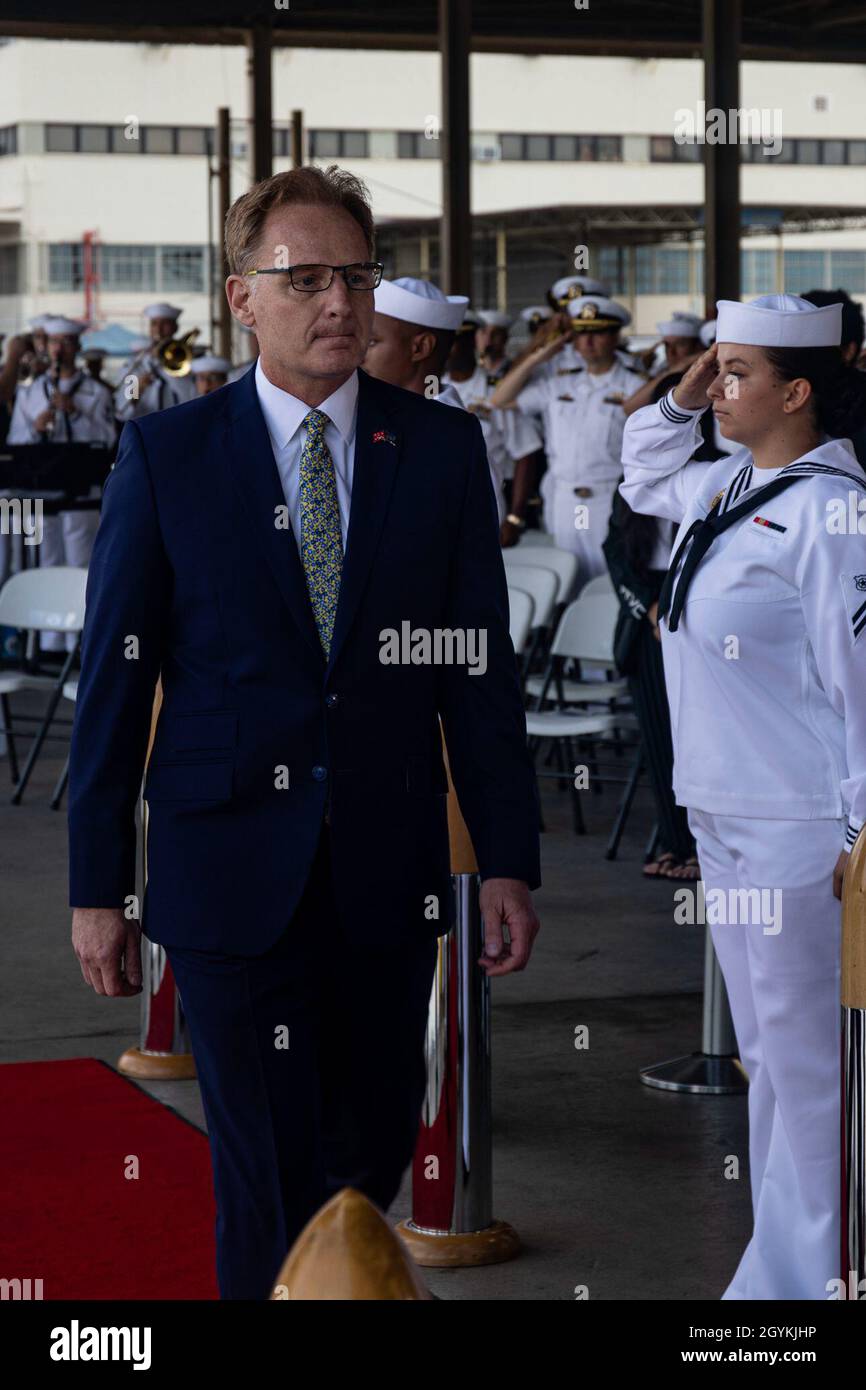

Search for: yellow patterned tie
xmin=299 ymin=409 xmax=343 ymax=657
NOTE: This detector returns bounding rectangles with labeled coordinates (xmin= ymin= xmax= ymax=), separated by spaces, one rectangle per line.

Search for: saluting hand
xmin=529 ymin=331 xmax=571 ymax=365
xmin=672 ymin=343 xmax=719 ymax=411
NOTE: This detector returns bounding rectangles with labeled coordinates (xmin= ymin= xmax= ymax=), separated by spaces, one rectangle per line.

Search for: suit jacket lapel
xmin=223 ymin=368 xmax=324 ymax=664
xmin=326 ymin=369 xmax=402 ymax=676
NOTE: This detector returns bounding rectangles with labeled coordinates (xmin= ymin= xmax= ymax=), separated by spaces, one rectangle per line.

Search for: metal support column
xmin=247 ymin=20 xmax=273 ymax=185
xmin=703 ymin=0 xmax=742 ymax=310
xmin=439 ymin=0 xmax=472 ymax=296
xmin=216 ymin=107 xmax=232 ymax=362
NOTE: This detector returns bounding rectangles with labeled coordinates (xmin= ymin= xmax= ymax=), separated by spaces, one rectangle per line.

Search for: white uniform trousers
xmin=688 ymin=808 xmax=843 ymax=1300
xmin=39 ymin=494 xmax=100 ymax=652
xmin=546 ymin=476 xmax=617 ymax=595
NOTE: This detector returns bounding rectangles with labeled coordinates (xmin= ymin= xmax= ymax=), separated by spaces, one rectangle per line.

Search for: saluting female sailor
xmin=621 ymin=294 xmax=866 ymax=1300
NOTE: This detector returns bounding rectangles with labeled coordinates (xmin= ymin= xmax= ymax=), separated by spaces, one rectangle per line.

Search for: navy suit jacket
xmin=68 ymin=365 xmax=542 ymax=954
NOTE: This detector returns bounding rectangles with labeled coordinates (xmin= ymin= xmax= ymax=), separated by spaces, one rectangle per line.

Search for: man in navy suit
xmin=69 ymin=165 xmax=541 ymax=1299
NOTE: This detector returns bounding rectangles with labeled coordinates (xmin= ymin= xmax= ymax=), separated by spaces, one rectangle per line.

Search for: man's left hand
xmin=478 ymin=878 xmax=540 ymax=976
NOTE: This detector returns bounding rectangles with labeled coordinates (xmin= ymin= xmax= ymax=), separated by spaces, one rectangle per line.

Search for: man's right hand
xmin=672 ymin=344 xmax=719 ymax=411
xmin=530 ymin=331 xmax=571 ymax=365
xmin=72 ymin=908 xmax=143 ymax=997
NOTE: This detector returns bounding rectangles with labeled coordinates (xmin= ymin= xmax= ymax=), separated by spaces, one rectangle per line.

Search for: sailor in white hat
xmin=7 ymin=317 xmax=116 ymax=635
xmin=114 ymin=301 xmax=197 ymax=421
xmin=492 ymin=296 xmax=644 ymax=586
xmin=520 ymin=305 xmax=553 ymax=338
xmin=363 ymin=277 xmax=521 ymax=531
xmin=474 ymin=309 xmax=513 ymax=383
xmin=190 ymin=354 xmax=232 ymax=396
xmin=621 ymin=293 xmax=866 ymax=1299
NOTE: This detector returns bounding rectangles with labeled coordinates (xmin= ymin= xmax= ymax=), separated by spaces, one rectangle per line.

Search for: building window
xmin=552 ymin=135 xmax=577 ymax=160
xmin=741 ymin=248 xmax=776 ymax=295
xmin=177 ymin=127 xmax=210 ymax=156
xmin=499 ymin=134 xmax=524 ymax=160
xmin=784 ymin=250 xmax=826 ymax=290
xmin=596 ymin=136 xmax=622 ymax=161
xmin=310 ymin=130 xmax=341 ymax=158
xmin=636 ymin=246 xmax=690 ymax=294
xmin=822 ymin=140 xmax=846 ymax=165
xmin=100 ymin=244 xmax=158 ymax=291
xmin=79 ymin=125 xmax=110 ymax=154
xmin=849 ymin=141 xmax=866 ymax=165
xmin=796 ymin=139 xmax=821 ymax=164
xmin=45 ymin=124 xmax=77 ymax=153
xmin=0 ymin=125 xmax=16 ymax=156
xmin=111 ymin=125 xmax=141 ymax=153
xmin=48 ymin=243 xmax=85 ymax=289
xmin=143 ymin=126 xmax=176 ymax=155
xmin=830 ymin=251 xmax=866 ymax=294
xmin=525 ymin=134 xmax=551 ymax=160
xmin=160 ymin=245 xmax=206 ymax=292
xmin=342 ymin=131 xmax=368 ymax=158
xmin=0 ymin=244 xmax=21 ymax=294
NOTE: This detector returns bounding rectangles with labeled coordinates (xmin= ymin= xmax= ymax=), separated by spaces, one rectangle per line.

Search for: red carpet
xmin=0 ymin=1057 xmax=218 ymax=1299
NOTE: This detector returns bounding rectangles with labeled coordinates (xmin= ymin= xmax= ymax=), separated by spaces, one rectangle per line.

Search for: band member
xmin=7 ymin=316 xmax=115 ymax=643
xmin=621 ymin=293 xmax=866 ymax=1299
xmin=82 ymin=347 xmax=109 ymax=387
xmin=190 ymin=355 xmax=233 ymax=396
xmin=492 ymin=296 xmax=643 ymax=589
xmin=114 ymin=302 xmax=196 ymax=421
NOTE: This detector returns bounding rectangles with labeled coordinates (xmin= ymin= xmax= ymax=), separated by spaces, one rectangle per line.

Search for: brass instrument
xmin=41 ymin=363 xmax=61 ymax=438
xmin=154 ymin=328 xmax=200 ymax=377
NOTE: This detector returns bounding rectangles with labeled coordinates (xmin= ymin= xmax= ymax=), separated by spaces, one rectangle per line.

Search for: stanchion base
xmin=395 ymin=1218 xmax=520 ymax=1268
xmin=640 ymin=1052 xmax=748 ymax=1094
xmin=116 ymin=1047 xmax=197 ymax=1080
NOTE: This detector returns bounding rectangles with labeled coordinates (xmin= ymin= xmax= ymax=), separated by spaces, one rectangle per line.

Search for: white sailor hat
xmin=29 ymin=313 xmax=54 ymax=331
xmin=716 ymin=294 xmax=842 ymax=348
xmin=520 ymin=305 xmax=553 ymax=325
xmin=190 ymin=354 xmax=232 ymax=376
xmin=699 ymin=319 xmax=717 ymax=347
xmin=551 ymin=275 xmax=610 ymax=305
xmin=457 ymin=308 xmax=482 ymax=333
xmin=144 ymin=302 xmax=183 ymax=320
xmin=374 ymin=277 xmax=468 ymax=331
xmin=42 ymin=316 xmax=87 ymax=337
xmin=475 ymin=309 xmax=512 ymax=329
xmin=657 ymin=311 xmax=703 ymax=338
xmin=567 ymin=296 xmax=631 ymax=331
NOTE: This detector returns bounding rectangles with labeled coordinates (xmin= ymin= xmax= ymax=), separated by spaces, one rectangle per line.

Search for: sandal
xmin=643 ymin=850 xmax=678 ymax=879
xmin=661 ymin=855 xmax=701 ymax=881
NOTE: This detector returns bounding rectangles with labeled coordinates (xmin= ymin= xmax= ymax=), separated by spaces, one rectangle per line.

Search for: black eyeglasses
xmin=243 ymin=262 xmax=383 ymax=292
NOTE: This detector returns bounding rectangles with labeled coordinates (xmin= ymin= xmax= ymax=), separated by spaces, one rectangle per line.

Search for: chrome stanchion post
xmin=841 ymin=828 xmax=866 ymax=1296
xmin=640 ymin=923 xmax=748 ymax=1095
xmin=117 ymin=681 xmax=196 ymax=1080
xmin=397 ymin=731 xmax=519 ymax=1266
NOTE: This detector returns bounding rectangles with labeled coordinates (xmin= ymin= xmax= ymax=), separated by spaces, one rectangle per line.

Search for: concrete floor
xmin=0 ymin=698 xmax=751 ymax=1300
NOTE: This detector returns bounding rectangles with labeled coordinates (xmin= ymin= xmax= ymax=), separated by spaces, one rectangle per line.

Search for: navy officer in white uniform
xmin=493 ymin=295 xmax=643 ymax=590
xmin=621 ymin=293 xmax=866 ymax=1300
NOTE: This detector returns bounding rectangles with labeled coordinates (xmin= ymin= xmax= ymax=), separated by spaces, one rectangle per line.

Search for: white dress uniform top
xmin=443 ymin=365 xmax=542 ymax=526
xmin=515 ymin=296 xmax=639 ymax=588
xmin=8 ymin=316 xmax=116 ymax=647
xmin=621 ymin=293 xmax=866 ymax=1300
xmin=114 ymin=303 xmax=196 ymax=420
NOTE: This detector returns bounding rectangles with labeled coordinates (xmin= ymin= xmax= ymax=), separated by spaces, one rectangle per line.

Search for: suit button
xmin=325 ymin=694 xmax=339 ymax=708
xmin=312 ymin=765 xmax=327 ymax=782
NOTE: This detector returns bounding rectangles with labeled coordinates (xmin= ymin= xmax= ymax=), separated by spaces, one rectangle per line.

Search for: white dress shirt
xmin=254 ymin=358 xmax=359 ymax=546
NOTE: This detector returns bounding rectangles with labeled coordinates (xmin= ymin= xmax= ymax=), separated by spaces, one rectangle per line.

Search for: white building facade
xmin=0 ymin=38 xmax=864 ymax=357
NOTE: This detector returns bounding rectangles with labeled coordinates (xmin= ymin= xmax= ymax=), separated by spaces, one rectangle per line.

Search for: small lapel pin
xmin=372 ymin=429 xmax=397 ymax=447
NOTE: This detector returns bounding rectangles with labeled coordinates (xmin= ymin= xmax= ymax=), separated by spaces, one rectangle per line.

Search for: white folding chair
xmin=507 ymin=586 xmax=534 ymax=655
xmin=505 ymin=563 xmax=559 ymax=681
xmin=580 ymin=573 xmax=615 ymax=598
xmin=526 ymin=589 xmax=627 ymax=706
xmin=503 ymin=545 xmax=578 ymax=606
xmin=0 ymin=568 xmax=88 ymax=803
xmin=516 ymin=530 xmax=555 ymax=547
